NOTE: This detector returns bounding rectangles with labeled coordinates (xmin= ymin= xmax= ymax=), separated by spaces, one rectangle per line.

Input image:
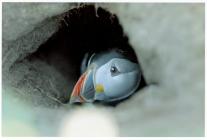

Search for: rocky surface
xmin=2 ymin=3 xmax=204 ymax=136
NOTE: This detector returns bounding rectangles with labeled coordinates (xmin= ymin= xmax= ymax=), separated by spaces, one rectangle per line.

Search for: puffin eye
xmin=110 ymin=66 xmax=117 ymax=73
xmin=110 ymin=65 xmax=120 ymax=76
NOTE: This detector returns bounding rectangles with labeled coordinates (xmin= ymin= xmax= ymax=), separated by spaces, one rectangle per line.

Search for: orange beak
xmin=69 ymin=72 xmax=87 ymax=103
xmin=69 ymin=68 xmax=95 ymax=104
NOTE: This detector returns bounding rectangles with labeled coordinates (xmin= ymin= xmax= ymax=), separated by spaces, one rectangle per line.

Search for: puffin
xmin=69 ymin=48 xmax=144 ymax=105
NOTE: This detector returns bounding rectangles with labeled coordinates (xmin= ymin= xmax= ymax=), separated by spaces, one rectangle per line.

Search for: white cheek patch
xmin=112 ymin=58 xmax=139 ymax=73
xmin=94 ymin=59 xmax=141 ymax=101
xmin=95 ymin=62 xmax=110 ymax=88
xmin=105 ymin=71 xmax=140 ymax=98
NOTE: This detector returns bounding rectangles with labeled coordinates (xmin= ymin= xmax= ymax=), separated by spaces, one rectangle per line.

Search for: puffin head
xmin=69 ymin=50 xmax=141 ymax=104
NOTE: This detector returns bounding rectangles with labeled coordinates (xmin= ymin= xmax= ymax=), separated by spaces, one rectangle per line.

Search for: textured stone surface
xmin=2 ymin=3 xmax=204 ymax=136
xmin=103 ymin=3 xmax=204 ymax=136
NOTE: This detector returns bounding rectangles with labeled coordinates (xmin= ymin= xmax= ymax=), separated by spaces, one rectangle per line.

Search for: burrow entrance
xmin=25 ymin=4 xmax=146 ymax=105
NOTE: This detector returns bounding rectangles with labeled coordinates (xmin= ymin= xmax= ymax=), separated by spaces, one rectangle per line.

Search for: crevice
xmin=24 ymin=4 xmax=147 ymax=104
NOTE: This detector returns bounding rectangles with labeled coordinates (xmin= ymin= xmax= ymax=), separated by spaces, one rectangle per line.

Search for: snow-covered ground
xmin=2 ymin=3 xmax=204 ymax=136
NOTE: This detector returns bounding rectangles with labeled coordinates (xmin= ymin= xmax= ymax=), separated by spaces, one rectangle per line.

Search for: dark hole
xmin=27 ymin=4 xmax=146 ymax=105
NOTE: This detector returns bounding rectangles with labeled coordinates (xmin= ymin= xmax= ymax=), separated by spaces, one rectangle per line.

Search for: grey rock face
xmin=2 ymin=3 xmax=204 ymax=136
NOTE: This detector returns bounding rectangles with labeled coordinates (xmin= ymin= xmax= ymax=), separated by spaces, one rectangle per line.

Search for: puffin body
xmin=70 ymin=49 xmax=142 ymax=104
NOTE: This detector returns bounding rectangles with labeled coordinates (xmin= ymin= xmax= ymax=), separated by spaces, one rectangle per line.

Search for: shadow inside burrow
xmin=26 ymin=4 xmax=147 ymax=106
